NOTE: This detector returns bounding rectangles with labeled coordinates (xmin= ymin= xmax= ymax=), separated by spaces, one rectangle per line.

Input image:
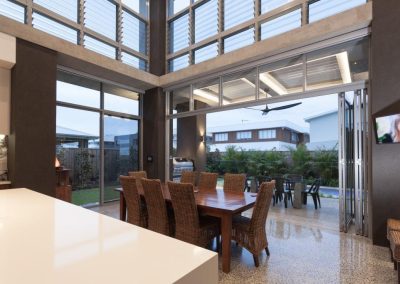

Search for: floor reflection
xmin=91 ymin=197 xmax=396 ymax=283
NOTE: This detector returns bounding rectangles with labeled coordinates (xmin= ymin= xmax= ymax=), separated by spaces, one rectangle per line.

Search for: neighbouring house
xmin=305 ymin=110 xmax=338 ymax=151
xmin=207 ymin=120 xmax=309 ymax=152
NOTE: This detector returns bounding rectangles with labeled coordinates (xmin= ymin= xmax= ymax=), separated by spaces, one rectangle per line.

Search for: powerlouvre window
xmin=168 ymin=0 xmax=190 ymax=17
xmin=215 ymin=133 xmax=228 ymax=142
xmin=236 ymin=131 xmax=252 ymax=140
xmin=194 ymin=0 xmax=218 ymax=43
xmin=0 ymin=0 xmax=25 ymax=23
xmin=224 ymin=0 xmax=254 ymax=30
xmin=259 ymin=130 xmax=276 ymax=139
xmin=122 ymin=0 xmax=148 ymax=18
xmin=309 ymin=0 xmax=367 ymax=23
xmin=84 ymin=35 xmax=116 ymax=59
xmin=121 ymin=52 xmax=147 ymax=71
xmin=261 ymin=0 xmax=295 ymax=14
xmin=224 ymin=28 xmax=255 ymax=54
xmin=194 ymin=42 xmax=218 ymax=64
xmin=34 ymin=0 xmax=78 ymax=22
xmin=169 ymin=13 xmax=189 ymax=53
xmin=84 ymin=0 xmax=117 ymax=41
xmin=169 ymin=54 xmax=189 ymax=72
xmin=122 ymin=10 xmax=147 ymax=54
xmin=32 ymin=12 xmax=78 ymax=44
xmin=260 ymin=9 xmax=301 ymax=40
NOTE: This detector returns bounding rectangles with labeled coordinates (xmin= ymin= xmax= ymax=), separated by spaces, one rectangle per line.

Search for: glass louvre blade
xmin=122 ymin=10 xmax=147 ymax=54
xmin=224 ymin=28 xmax=255 ymax=53
xmin=34 ymin=0 xmax=78 ymax=22
xmin=84 ymin=0 xmax=117 ymax=41
xmin=33 ymin=12 xmax=77 ymax=44
xmin=0 ymin=0 xmax=25 ymax=23
xmin=224 ymin=0 xmax=254 ymax=30
xmin=194 ymin=0 xmax=218 ymax=43
xmin=260 ymin=9 xmax=301 ymax=40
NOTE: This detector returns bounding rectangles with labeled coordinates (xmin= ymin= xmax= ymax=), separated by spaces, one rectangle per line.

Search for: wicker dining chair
xmin=180 ymin=171 xmax=197 ymax=185
xmin=141 ymin=178 xmax=174 ymax=236
xmin=119 ymin=175 xmax=147 ymax=228
xmin=198 ymin=172 xmax=218 ymax=190
xmin=231 ymin=181 xmax=275 ymax=267
xmin=128 ymin=171 xmax=147 ymax=179
xmin=167 ymin=181 xmax=220 ymax=249
xmin=223 ymin=173 xmax=247 ymax=193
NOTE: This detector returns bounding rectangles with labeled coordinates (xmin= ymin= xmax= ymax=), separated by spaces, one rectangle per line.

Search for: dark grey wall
xmin=371 ymin=0 xmax=400 ymax=246
xmin=9 ymin=39 xmax=57 ymax=197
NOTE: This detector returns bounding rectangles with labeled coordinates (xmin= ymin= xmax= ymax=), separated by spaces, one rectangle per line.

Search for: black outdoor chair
xmin=271 ymin=176 xmax=292 ymax=208
xmin=305 ymin=178 xmax=321 ymax=210
xmin=284 ymin=179 xmax=295 ymax=207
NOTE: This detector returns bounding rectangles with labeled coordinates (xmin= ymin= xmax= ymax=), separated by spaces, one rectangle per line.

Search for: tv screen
xmin=375 ymin=114 xmax=400 ymax=144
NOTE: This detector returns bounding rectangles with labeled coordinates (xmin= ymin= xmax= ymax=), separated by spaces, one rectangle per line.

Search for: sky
xmin=206 ymin=94 xmax=338 ymax=131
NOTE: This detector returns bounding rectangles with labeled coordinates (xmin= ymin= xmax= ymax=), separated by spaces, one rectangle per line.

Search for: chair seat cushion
xmin=390 ymin=230 xmax=400 ymax=260
xmin=388 ymin=219 xmax=400 ymax=238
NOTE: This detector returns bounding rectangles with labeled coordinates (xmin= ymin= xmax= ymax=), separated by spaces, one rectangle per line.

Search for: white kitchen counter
xmin=0 ymin=188 xmax=218 ymax=284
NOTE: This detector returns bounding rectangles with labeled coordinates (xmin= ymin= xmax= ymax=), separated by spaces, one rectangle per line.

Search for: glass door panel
xmin=56 ymin=106 xmax=100 ymax=206
xmin=104 ymin=116 xmax=139 ymax=202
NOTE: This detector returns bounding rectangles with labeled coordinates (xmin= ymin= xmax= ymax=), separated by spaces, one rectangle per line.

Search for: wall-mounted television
xmin=375 ymin=114 xmax=400 ymax=144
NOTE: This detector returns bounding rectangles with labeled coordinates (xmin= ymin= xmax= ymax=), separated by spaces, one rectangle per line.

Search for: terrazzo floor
xmin=90 ymin=197 xmax=397 ymax=283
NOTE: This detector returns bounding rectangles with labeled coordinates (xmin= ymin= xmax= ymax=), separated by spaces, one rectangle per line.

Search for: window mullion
xmin=78 ymin=0 xmax=84 ymax=45
xmin=116 ymin=0 xmax=123 ymax=60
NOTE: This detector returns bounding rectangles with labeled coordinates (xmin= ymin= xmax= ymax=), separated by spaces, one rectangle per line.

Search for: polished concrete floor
xmin=90 ymin=197 xmax=397 ymax=283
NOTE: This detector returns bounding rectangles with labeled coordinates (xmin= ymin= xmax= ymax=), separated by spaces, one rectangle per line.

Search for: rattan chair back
xmin=142 ymin=178 xmax=170 ymax=235
xmin=250 ymin=181 xmax=275 ymax=232
xmin=128 ymin=171 xmax=147 ymax=179
xmin=180 ymin=171 xmax=197 ymax=185
xmin=198 ymin=172 xmax=218 ymax=190
xmin=167 ymin=181 xmax=200 ymax=243
xmin=119 ymin=175 xmax=146 ymax=227
xmin=223 ymin=173 xmax=246 ymax=193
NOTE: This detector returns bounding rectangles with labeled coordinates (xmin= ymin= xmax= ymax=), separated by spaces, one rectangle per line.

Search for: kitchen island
xmin=0 ymin=188 xmax=218 ymax=284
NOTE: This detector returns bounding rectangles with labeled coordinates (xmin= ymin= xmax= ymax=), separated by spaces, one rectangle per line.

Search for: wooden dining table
xmin=115 ymin=184 xmax=257 ymax=273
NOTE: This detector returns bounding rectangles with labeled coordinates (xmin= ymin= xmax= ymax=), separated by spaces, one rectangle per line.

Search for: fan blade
xmin=244 ymin=107 xmax=265 ymax=111
xmin=269 ymin=102 xmax=302 ymax=111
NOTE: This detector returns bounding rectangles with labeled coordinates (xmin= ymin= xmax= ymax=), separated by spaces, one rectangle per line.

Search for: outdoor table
xmin=115 ymin=184 xmax=257 ymax=274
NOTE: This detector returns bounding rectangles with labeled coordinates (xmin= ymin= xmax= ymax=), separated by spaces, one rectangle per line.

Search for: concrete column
xmin=142 ymin=0 xmax=167 ymax=180
xmin=176 ymin=113 xmax=207 ymax=173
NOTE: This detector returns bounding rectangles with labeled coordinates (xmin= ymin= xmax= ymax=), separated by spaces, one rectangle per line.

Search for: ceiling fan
xmin=246 ymin=102 xmax=302 ymax=116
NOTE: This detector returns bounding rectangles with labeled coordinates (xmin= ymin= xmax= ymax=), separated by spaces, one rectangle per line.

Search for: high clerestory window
xmin=165 ymin=0 xmax=368 ymax=73
xmin=0 ymin=0 xmax=149 ymax=71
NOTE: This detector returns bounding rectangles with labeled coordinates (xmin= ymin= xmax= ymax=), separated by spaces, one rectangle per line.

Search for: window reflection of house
xmin=208 ymin=120 xmax=309 ymax=152
xmin=56 ymin=126 xmax=99 ymax=148
xmin=113 ymin=134 xmax=139 ymax=156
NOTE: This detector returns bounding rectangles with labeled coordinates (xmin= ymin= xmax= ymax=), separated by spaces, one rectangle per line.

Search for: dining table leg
xmin=119 ymin=191 xmax=126 ymax=221
xmin=221 ymin=214 xmax=232 ymax=273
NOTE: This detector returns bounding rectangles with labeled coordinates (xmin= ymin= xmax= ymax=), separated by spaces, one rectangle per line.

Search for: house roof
xmin=56 ymin=126 xmax=98 ymax=140
xmin=304 ymin=109 xmax=338 ymax=122
xmin=207 ymin=120 xmax=309 ymax=134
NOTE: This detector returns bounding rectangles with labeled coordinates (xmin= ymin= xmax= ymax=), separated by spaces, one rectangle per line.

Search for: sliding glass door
xmin=56 ymin=71 xmax=141 ymax=206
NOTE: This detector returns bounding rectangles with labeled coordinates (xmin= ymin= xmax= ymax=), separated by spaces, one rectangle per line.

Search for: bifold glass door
xmin=338 ymin=89 xmax=368 ymax=235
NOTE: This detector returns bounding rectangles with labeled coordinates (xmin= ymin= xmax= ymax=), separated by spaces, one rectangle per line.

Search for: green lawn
xmin=72 ymin=185 xmax=120 ymax=206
